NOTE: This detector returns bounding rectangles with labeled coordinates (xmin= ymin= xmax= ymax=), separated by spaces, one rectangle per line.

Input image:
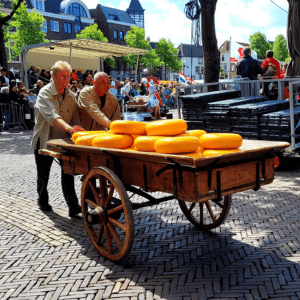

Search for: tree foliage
xmin=124 ymin=26 xmax=162 ymax=71
xmin=0 ymin=0 xmax=27 ymax=68
xmin=249 ymin=32 xmax=272 ymax=59
xmin=155 ymin=38 xmax=183 ymax=79
xmin=76 ymin=24 xmax=115 ymax=68
xmin=273 ymin=34 xmax=289 ymax=62
xmin=6 ymin=1 xmax=49 ymax=60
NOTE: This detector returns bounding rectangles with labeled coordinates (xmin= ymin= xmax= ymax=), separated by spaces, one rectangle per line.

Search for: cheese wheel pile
xmin=71 ymin=120 xmax=243 ymax=159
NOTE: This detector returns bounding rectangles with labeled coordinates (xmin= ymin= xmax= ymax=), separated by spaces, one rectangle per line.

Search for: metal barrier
xmin=0 ymin=103 xmax=30 ymax=130
xmin=175 ymin=77 xmax=300 ymax=119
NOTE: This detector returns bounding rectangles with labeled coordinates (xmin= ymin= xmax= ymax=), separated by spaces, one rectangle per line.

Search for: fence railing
xmin=0 ymin=103 xmax=32 ymax=130
xmin=175 ymin=77 xmax=300 ymax=119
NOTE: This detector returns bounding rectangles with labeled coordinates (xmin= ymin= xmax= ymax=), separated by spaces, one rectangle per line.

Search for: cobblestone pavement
xmin=2 ymin=117 xmax=300 ymax=299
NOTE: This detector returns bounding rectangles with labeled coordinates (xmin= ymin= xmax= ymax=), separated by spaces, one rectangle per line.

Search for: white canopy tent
xmin=21 ymin=38 xmax=148 ymax=88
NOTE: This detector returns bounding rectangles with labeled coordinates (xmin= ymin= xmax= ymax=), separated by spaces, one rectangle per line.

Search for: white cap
xmin=142 ymin=78 xmax=147 ymax=84
xmin=150 ymin=79 xmax=153 ymax=84
xmin=111 ymin=81 xmax=115 ymax=87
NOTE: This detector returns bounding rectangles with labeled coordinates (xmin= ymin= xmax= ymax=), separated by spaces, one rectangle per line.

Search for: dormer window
xmin=108 ymin=14 xmax=118 ymax=21
xmin=35 ymin=0 xmax=44 ymax=11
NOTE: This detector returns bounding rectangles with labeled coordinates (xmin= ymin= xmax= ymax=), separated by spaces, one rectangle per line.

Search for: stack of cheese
xmin=72 ymin=120 xmax=243 ymax=158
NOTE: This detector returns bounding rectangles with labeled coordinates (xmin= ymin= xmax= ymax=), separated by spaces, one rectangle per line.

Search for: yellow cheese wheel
xmin=197 ymin=147 xmax=205 ymax=153
xmin=75 ymin=133 xmax=106 ymax=146
xmin=110 ymin=120 xmax=147 ymax=135
xmin=154 ymin=137 xmax=200 ymax=154
xmin=200 ymin=133 xmax=243 ymax=149
xmin=203 ymin=149 xmax=241 ymax=157
xmin=134 ymin=136 xmax=163 ymax=152
xmin=72 ymin=131 xmax=107 ymax=143
xmin=177 ymin=130 xmax=207 ymax=139
xmin=146 ymin=119 xmax=187 ymax=136
xmin=92 ymin=134 xmax=133 ymax=149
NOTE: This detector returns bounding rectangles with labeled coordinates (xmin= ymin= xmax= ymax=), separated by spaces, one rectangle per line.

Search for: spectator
xmin=28 ymin=65 xmax=38 ymax=88
xmin=77 ymin=72 xmax=120 ymax=131
xmin=83 ymin=70 xmax=90 ymax=81
xmin=0 ymin=87 xmax=11 ymax=131
xmin=71 ymin=69 xmax=78 ymax=82
xmin=262 ymin=50 xmax=281 ymax=79
xmin=132 ymin=84 xmax=140 ymax=97
xmin=123 ymin=80 xmax=133 ymax=102
xmin=34 ymin=80 xmax=44 ymax=95
xmin=70 ymin=81 xmax=78 ymax=93
xmin=27 ymin=89 xmax=37 ymax=108
xmin=32 ymin=60 xmax=84 ymax=215
xmin=109 ymin=81 xmax=118 ymax=96
xmin=76 ymin=68 xmax=83 ymax=82
xmin=140 ymin=78 xmax=148 ymax=96
xmin=0 ymin=67 xmax=9 ymax=87
xmin=236 ymin=46 xmax=263 ymax=80
xmin=86 ymin=74 xmax=93 ymax=85
xmin=9 ymin=85 xmax=18 ymax=103
xmin=39 ymin=69 xmax=51 ymax=85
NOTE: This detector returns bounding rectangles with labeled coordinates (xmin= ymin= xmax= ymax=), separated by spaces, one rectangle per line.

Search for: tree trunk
xmin=199 ymin=0 xmax=219 ymax=90
xmin=0 ymin=26 xmax=8 ymax=69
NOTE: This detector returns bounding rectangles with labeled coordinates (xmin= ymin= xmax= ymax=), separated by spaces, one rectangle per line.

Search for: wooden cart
xmin=40 ymin=139 xmax=289 ymax=262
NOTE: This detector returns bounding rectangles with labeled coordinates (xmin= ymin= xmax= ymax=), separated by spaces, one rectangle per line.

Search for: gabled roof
xmin=44 ymin=0 xmax=62 ymax=14
xmin=177 ymin=44 xmax=203 ymax=58
xmin=127 ymin=0 xmax=144 ymax=12
xmin=100 ymin=5 xmax=136 ymax=24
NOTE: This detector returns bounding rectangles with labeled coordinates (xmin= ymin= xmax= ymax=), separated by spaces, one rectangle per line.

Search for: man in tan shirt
xmin=32 ymin=61 xmax=84 ymax=216
xmin=77 ymin=72 xmax=120 ymax=130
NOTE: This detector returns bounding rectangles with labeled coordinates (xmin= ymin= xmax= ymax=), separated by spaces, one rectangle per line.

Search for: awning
xmin=21 ymin=38 xmax=148 ymax=59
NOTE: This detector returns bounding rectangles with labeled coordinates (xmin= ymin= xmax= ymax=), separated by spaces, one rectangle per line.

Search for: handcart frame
xmin=40 ymin=139 xmax=288 ymax=262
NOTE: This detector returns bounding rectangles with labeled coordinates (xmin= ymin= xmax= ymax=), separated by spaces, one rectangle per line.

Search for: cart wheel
xmin=81 ymin=167 xmax=134 ymax=262
xmin=274 ymin=152 xmax=284 ymax=171
xmin=178 ymin=195 xmax=232 ymax=230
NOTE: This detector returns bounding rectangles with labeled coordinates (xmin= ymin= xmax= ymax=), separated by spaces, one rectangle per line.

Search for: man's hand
xmin=71 ymin=125 xmax=85 ymax=134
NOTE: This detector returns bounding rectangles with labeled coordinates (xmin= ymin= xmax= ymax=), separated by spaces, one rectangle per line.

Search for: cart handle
xmin=38 ymin=149 xmax=77 ymax=161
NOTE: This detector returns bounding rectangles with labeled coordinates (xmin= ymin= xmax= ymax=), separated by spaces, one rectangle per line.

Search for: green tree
xmin=249 ymin=32 xmax=272 ymax=59
xmin=6 ymin=1 xmax=48 ymax=60
xmin=124 ymin=26 xmax=162 ymax=74
xmin=76 ymin=24 xmax=115 ymax=68
xmin=0 ymin=0 xmax=24 ymax=68
xmin=273 ymin=34 xmax=289 ymax=62
xmin=155 ymin=38 xmax=183 ymax=80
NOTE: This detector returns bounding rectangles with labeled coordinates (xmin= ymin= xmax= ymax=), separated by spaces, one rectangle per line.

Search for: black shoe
xmin=69 ymin=205 xmax=82 ymax=218
xmin=38 ymin=203 xmax=52 ymax=212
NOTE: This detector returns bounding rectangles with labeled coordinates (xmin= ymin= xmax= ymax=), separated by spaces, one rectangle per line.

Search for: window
xmin=114 ymin=31 xmax=118 ymax=39
xmin=224 ymin=64 xmax=228 ymax=72
xmin=221 ymin=55 xmax=225 ymax=62
xmin=50 ymin=20 xmax=59 ymax=32
xmin=231 ymin=64 xmax=235 ymax=72
xmin=41 ymin=20 xmax=47 ymax=33
xmin=198 ymin=58 xmax=203 ymax=64
xmin=64 ymin=22 xmax=72 ymax=34
xmin=35 ymin=0 xmax=44 ymax=11
xmin=75 ymin=24 xmax=81 ymax=33
xmin=74 ymin=16 xmax=81 ymax=33
xmin=195 ymin=66 xmax=200 ymax=73
xmin=120 ymin=31 xmax=123 ymax=39
xmin=108 ymin=14 xmax=118 ymax=20
xmin=66 ymin=3 xmax=87 ymax=17
xmin=200 ymin=66 xmax=204 ymax=74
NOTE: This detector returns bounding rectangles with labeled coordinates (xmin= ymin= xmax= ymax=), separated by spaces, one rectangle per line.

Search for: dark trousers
xmin=34 ymin=148 xmax=79 ymax=209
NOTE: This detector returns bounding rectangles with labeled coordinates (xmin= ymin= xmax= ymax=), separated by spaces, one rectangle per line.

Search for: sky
xmin=81 ymin=0 xmax=289 ymax=48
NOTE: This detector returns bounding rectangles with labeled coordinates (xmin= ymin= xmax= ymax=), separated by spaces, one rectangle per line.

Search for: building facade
xmin=176 ymin=44 xmax=204 ymax=81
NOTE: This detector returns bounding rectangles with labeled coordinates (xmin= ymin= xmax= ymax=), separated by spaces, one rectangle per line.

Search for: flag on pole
xmin=230 ymin=41 xmax=258 ymax=62
xmin=179 ymin=71 xmax=187 ymax=83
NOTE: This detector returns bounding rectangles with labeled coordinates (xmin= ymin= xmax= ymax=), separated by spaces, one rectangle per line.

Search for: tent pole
xmin=22 ymin=50 xmax=28 ymax=89
xmin=69 ymin=41 xmax=72 ymax=65
xmin=135 ymin=55 xmax=140 ymax=82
